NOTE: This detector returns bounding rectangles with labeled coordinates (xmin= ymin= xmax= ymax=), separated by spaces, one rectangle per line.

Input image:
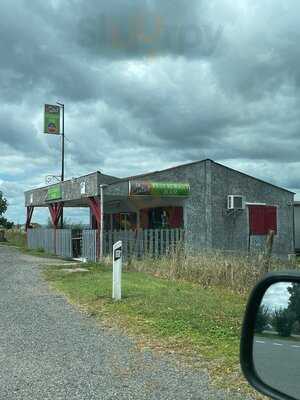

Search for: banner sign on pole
xmin=112 ymin=240 xmax=122 ymax=300
xmin=44 ymin=104 xmax=60 ymax=134
xmin=129 ymin=181 xmax=190 ymax=196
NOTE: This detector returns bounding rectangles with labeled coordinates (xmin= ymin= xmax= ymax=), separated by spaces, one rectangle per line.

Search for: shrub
xmin=272 ymin=309 xmax=296 ymax=337
xmin=255 ymin=304 xmax=270 ymax=333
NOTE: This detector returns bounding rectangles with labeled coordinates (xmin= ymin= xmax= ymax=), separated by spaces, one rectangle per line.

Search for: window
xmin=140 ymin=207 xmax=183 ymax=229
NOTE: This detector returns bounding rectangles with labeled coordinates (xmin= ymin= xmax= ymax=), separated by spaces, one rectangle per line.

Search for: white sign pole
xmin=99 ymin=184 xmax=108 ymax=261
xmin=99 ymin=185 xmax=104 ymax=260
xmin=112 ymin=240 xmax=122 ymax=300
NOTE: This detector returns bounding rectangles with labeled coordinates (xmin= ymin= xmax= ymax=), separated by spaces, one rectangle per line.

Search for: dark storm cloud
xmin=3 ymin=0 xmax=300 ymax=223
xmin=74 ymin=0 xmax=222 ymax=59
xmin=0 ymin=0 xmax=221 ymax=106
xmin=0 ymin=107 xmax=46 ymax=155
xmin=0 ymin=1 xmax=103 ymax=104
xmin=210 ymin=3 xmax=300 ymax=100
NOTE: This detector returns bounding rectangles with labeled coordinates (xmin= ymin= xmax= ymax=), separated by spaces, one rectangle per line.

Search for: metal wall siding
xmin=27 ymin=228 xmax=71 ymax=258
xmin=82 ymin=230 xmax=97 ymax=262
xmin=56 ymin=230 xmax=72 ymax=258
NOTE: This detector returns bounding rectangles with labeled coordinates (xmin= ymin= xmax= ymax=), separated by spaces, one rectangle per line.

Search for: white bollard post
xmin=112 ymin=240 xmax=122 ymax=300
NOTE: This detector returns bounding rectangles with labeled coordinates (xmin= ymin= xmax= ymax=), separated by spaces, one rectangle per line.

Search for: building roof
xmin=24 ymin=171 xmax=120 ymax=194
xmin=114 ymin=159 xmax=295 ymax=195
xmin=211 ymin=160 xmax=295 ymax=195
xmin=24 ymin=159 xmax=295 ymax=197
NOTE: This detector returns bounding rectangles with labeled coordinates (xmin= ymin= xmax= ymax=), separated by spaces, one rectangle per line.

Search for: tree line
xmin=255 ymin=284 xmax=300 ymax=337
xmin=0 ymin=191 xmax=14 ymax=229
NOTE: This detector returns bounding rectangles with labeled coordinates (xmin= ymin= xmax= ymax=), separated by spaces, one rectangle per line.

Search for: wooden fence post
xmin=262 ymin=230 xmax=275 ymax=273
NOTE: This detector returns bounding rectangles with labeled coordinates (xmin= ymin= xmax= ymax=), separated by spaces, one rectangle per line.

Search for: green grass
xmin=44 ymin=263 xmax=255 ymax=395
xmin=23 ymin=248 xmax=58 ymax=258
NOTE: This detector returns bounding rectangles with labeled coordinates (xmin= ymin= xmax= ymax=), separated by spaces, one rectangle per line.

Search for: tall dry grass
xmin=108 ymin=244 xmax=300 ymax=293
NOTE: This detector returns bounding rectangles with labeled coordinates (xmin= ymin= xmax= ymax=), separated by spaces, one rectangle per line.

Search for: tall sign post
xmin=56 ymin=102 xmax=65 ymax=183
xmin=112 ymin=241 xmax=122 ymax=300
xmin=44 ymin=104 xmax=60 ymax=135
xmin=44 ymin=103 xmax=65 ymax=228
xmin=99 ymin=184 xmax=108 ymax=260
xmin=56 ymin=102 xmax=65 ymax=228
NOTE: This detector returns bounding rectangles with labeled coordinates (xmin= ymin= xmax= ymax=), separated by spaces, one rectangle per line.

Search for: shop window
xmin=249 ymin=205 xmax=277 ymax=235
xmin=112 ymin=213 xmax=137 ymax=230
xmin=120 ymin=213 xmax=137 ymax=230
xmin=104 ymin=214 xmax=111 ymax=231
xmin=113 ymin=213 xmax=121 ymax=230
xmin=143 ymin=207 xmax=183 ymax=229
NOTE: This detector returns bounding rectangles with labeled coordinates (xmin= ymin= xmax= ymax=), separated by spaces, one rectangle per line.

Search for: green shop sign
xmin=129 ymin=181 xmax=190 ymax=196
xmin=47 ymin=185 xmax=62 ymax=201
xmin=44 ymin=104 xmax=60 ymax=134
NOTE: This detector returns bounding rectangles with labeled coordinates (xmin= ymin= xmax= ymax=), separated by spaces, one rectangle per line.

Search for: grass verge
xmin=3 ymin=229 xmax=27 ymax=248
xmin=44 ymin=262 xmax=263 ymax=398
xmin=1 ymin=230 xmax=70 ymax=260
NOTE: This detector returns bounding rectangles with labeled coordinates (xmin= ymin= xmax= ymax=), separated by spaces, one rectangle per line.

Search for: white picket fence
xmin=103 ymin=229 xmax=185 ymax=259
xmin=27 ymin=228 xmax=185 ymax=261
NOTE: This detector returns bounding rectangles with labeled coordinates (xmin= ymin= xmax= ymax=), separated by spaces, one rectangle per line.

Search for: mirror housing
xmin=240 ymin=271 xmax=300 ymax=400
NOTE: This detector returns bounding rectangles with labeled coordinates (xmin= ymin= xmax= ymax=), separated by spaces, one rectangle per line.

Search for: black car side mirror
xmin=240 ymin=272 xmax=300 ymax=400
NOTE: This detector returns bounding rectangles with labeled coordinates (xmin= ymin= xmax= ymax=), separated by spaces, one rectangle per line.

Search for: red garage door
xmin=249 ymin=205 xmax=277 ymax=235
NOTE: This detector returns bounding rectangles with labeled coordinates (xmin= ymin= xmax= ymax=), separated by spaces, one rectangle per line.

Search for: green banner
xmin=44 ymin=104 xmax=60 ymax=134
xmin=130 ymin=181 xmax=190 ymax=196
xmin=47 ymin=185 xmax=61 ymax=200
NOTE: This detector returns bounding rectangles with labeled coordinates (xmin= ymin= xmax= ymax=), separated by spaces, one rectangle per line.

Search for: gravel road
xmin=0 ymin=246 xmax=250 ymax=399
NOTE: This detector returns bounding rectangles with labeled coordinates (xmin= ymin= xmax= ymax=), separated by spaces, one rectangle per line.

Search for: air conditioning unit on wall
xmin=227 ymin=195 xmax=245 ymax=210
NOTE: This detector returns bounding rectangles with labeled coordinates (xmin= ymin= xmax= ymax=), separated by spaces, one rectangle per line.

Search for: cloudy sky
xmin=262 ymin=282 xmax=292 ymax=311
xmin=1 ymin=0 xmax=300 ymax=224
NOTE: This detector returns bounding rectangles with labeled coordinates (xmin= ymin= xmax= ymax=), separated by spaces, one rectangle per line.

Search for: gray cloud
xmin=75 ymin=0 xmax=222 ymax=59
xmin=262 ymin=282 xmax=292 ymax=311
xmin=1 ymin=0 xmax=300 ymax=224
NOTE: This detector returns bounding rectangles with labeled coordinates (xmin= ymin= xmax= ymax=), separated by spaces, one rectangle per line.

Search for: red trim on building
xmin=87 ymin=197 xmax=101 ymax=259
xmin=169 ymin=207 xmax=183 ymax=228
xmin=87 ymin=197 xmax=101 ymax=229
xmin=48 ymin=203 xmax=63 ymax=227
xmin=25 ymin=206 xmax=34 ymax=231
xmin=249 ymin=205 xmax=277 ymax=235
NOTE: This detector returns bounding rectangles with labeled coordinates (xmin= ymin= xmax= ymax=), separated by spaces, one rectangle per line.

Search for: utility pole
xmin=56 ymin=102 xmax=64 ymax=228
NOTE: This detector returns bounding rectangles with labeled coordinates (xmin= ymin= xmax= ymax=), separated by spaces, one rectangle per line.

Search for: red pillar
xmin=87 ymin=197 xmax=101 ymax=259
xmin=48 ymin=203 xmax=63 ymax=255
xmin=25 ymin=206 xmax=34 ymax=231
xmin=48 ymin=203 xmax=63 ymax=227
